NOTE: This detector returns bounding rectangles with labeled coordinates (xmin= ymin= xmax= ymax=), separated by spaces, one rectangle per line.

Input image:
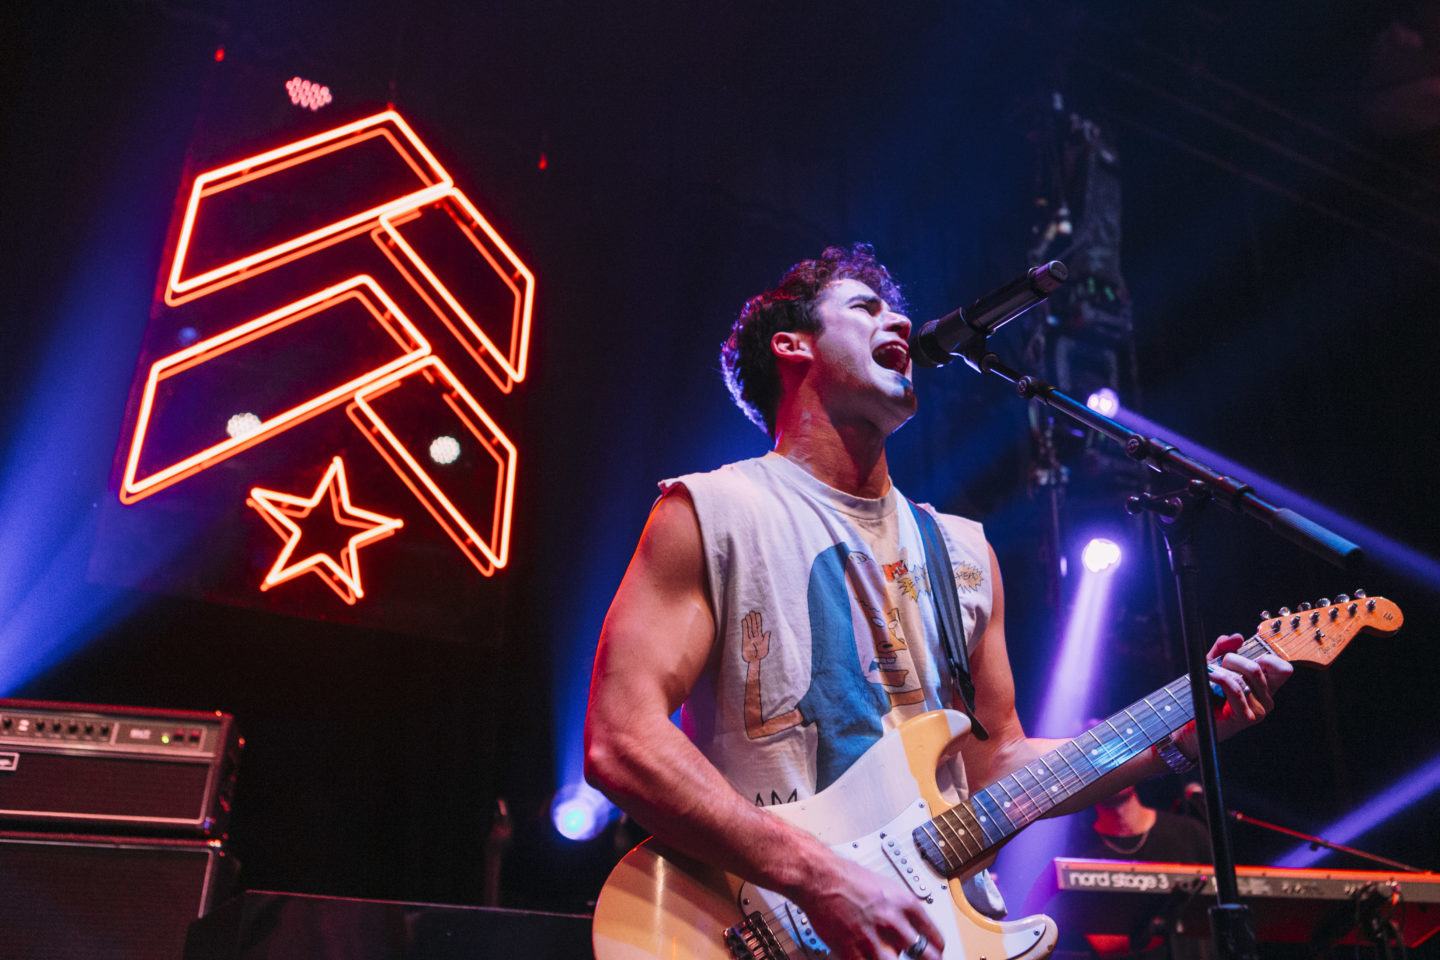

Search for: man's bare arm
xmin=956 ymin=544 xmax=1293 ymax=816
xmin=584 ymin=488 xmax=945 ymax=960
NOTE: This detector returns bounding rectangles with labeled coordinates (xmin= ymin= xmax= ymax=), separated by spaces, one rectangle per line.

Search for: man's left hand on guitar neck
xmin=1169 ymin=632 xmax=1294 ymax=763
xmin=952 ymin=551 xmax=1294 ymax=822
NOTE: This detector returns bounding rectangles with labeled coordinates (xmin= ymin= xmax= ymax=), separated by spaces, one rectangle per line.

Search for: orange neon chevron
xmin=348 ymin=356 xmax=517 ymax=573
xmin=375 ymin=189 xmax=535 ymax=393
xmin=165 ymin=111 xmax=452 ymax=306
xmin=120 ymin=275 xmax=430 ymax=504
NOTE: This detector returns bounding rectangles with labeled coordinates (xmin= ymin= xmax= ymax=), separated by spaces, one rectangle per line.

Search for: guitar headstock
xmin=1255 ymin=592 xmax=1403 ymax=667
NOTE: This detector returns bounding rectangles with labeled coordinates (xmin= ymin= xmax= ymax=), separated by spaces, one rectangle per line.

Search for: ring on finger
xmin=904 ymin=934 xmax=929 ymax=958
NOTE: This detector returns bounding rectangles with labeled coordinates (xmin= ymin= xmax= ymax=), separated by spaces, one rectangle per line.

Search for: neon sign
xmin=120 ymin=110 xmax=534 ymax=604
xmin=248 ymin=457 xmax=402 ymax=605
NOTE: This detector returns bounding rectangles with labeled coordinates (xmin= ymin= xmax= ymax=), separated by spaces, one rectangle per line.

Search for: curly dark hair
xmin=720 ymin=243 xmax=906 ymax=435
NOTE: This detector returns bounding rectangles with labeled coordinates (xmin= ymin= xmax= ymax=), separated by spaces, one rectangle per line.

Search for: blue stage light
xmin=999 ymin=543 xmax=1122 ymax=909
xmin=1081 ymin=537 xmax=1122 ymax=574
xmin=550 ymin=782 xmax=614 ymax=842
xmin=1276 ymin=751 xmax=1440 ymax=869
xmin=1114 ymin=408 xmax=1440 ymax=590
xmin=1085 ymin=388 xmax=1119 ymax=417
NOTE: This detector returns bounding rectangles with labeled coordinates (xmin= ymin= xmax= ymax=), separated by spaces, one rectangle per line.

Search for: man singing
xmin=584 ymin=244 xmax=1290 ymax=959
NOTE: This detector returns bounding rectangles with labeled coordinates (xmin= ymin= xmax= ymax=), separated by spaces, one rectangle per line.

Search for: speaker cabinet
xmin=0 ymin=831 xmax=236 ymax=960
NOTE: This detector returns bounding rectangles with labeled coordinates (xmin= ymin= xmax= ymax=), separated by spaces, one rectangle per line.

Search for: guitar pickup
xmin=880 ymin=834 xmax=934 ymax=899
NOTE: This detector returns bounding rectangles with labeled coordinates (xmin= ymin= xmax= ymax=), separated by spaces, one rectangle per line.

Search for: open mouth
xmin=872 ymin=342 xmax=910 ymax=373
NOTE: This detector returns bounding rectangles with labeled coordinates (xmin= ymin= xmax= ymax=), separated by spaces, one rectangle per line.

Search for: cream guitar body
xmin=593 ymin=709 xmax=1057 ymax=960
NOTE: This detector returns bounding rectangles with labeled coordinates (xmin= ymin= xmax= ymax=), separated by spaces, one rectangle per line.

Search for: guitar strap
xmin=907 ymin=499 xmax=989 ymax=741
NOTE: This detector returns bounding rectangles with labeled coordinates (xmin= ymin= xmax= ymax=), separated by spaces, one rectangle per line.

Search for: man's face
xmin=804 ymin=278 xmax=917 ymax=432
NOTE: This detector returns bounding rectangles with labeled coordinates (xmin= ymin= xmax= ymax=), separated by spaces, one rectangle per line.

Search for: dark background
xmin=2 ymin=0 xmax=1438 ymax=915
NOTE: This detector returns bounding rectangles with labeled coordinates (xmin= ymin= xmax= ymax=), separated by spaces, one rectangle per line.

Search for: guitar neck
xmin=914 ymin=636 xmax=1273 ymax=877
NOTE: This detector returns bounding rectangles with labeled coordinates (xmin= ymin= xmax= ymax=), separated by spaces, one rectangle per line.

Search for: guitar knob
xmin=1318 ymin=598 xmax=1330 ymax=607
xmin=1299 ymin=602 xmax=1312 ymax=611
xmin=1354 ymin=588 xmax=1367 ymax=598
xmin=1278 ymin=606 xmax=1291 ymax=616
xmin=1336 ymin=593 xmax=1350 ymax=603
xmin=1260 ymin=610 xmax=1272 ymax=620
xmin=1367 ymin=599 xmax=1376 ymax=612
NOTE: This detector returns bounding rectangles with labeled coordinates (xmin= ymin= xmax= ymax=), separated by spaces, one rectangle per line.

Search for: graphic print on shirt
xmin=954 ymin=558 xmax=985 ymax=593
xmin=883 ymin=548 xmax=923 ymax=601
xmin=725 ymin=542 xmax=929 ymax=791
xmin=740 ymin=609 xmax=804 ymax=740
xmin=859 ymin=598 xmax=926 ymax=709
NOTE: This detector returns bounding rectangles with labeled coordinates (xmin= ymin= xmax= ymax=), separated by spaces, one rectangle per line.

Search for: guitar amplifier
xmin=0 ymin=699 xmax=240 ymax=835
xmin=0 ymin=830 xmax=236 ymax=960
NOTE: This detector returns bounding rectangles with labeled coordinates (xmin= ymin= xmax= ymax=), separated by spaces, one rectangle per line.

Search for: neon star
xmin=247 ymin=456 xmax=403 ymax=604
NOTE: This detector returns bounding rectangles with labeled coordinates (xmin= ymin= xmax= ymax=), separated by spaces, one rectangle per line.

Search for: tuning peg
xmin=1318 ymin=597 xmax=1330 ymax=607
xmin=1310 ymin=611 xmax=1320 ymax=625
xmin=1278 ymin=606 xmax=1291 ymax=616
xmin=1299 ymin=602 xmax=1312 ymax=611
xmin=1354 ymin=588 xmax=1367 ymax=598
xmin=1336 ymin=593 xmax=1350 ymax=603
xmin=1260 ymin=610 xmax=1272 ymax=620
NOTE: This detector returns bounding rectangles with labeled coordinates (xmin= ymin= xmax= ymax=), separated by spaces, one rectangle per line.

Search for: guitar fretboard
xmin=912 ymin=636 xmax=1272 ymax=877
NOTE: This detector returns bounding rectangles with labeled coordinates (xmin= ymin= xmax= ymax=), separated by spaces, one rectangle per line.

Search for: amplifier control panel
xmin=0 ymin=707 xmax=219 ymax=757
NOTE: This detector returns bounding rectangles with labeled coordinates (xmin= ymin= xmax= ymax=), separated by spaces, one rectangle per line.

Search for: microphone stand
xmin=950 ymin=330 xmax=1363 ymax=960
xmin=1227 ymin=810 xmax=1427 ymax=874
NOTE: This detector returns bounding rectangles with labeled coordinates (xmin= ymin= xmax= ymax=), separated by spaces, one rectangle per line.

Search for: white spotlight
xmin=1081 ymin=538 xmax=1122 ymax=574
xmin=226 ymin=412 xmax=262 ymax=439
xmin=429 ymin=435 xmax=461 ymax=465
xmin=1086 ymin=388 xmax=1119 ymax=417
xmin=550 ymin=783 xmax=612 ymax=842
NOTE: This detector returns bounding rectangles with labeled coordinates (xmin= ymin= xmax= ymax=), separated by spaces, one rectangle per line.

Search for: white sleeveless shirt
xmin=660 ymin=452 xmax=994 ymax=807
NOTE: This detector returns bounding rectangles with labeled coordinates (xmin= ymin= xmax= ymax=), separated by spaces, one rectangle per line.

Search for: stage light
xmin=177 ymin=326 xmax=198 ymax=346
xmin=1001 ymin=535 xmax=1122 ymax=909
xmin=1081 ymin=537 xmax=1122 ymax=574
xmin=285 ymin=76 xmax=333 ymax=112
xmin=225 ymin=412 xmax=262 ymax=440
xmin=429 ymin=435 xmax=460 ymax=465
xmin=1086 ymin=388 xmax=1119 ymax=417
xmin=1276 ymin=750 xmax=1440 ymax=869
xmin=1113 ymin=408 xmax=1440 ymax=590
xmin=550 ymin=783 xmax=614 ymax=842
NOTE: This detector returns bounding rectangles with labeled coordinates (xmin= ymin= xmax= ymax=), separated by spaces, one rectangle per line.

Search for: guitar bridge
xmin=724 ymin=911 xmax=788 ymax=960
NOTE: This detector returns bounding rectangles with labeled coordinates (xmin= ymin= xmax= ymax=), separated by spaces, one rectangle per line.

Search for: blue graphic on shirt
xmin=795 ymin=543 xmax=889 ymax=790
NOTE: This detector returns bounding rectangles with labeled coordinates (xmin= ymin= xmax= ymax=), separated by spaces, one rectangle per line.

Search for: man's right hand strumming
xmin=791 ymin=856 xmax=945 ymax=960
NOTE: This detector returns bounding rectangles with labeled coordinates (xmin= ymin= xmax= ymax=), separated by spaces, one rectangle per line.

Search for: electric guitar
xmin=592 ymin=594 xmax=1403 ymax=960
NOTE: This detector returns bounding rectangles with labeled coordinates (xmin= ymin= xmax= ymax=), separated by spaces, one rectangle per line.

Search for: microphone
xmin=1175 ymin=781 xmax=1211 ymax=823
xmin=909 ymin=260 xmax=1069 ymax=368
